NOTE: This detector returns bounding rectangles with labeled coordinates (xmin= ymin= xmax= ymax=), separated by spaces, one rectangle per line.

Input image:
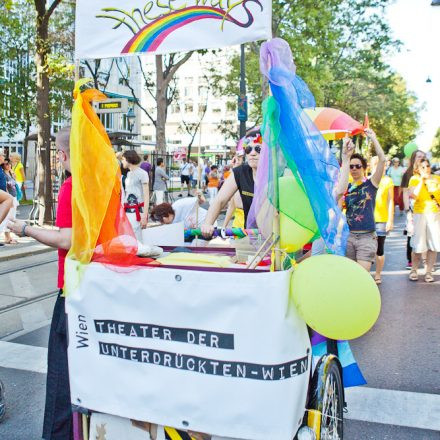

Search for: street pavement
xmin=0 ymin=207 xmax=439 ymax=439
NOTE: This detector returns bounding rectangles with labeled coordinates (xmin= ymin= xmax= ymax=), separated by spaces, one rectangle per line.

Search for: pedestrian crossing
xmin=0 ymin=340 xmax=439 ymax=432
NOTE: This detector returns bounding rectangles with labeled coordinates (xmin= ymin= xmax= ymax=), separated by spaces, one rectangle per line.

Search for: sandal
xmin=374 ymin=275 xmax=382 ymax=285
xmin=425 ymin=272 xmax=434 ymax=283
xmin=4 ymin=239 xmax=18 ymax=245
xmin=409 ymin=270 xmax=419 ymax=281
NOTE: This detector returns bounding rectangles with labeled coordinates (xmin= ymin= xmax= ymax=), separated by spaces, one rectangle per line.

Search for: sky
xmin=386 ymin=0 xmax=440 ymax=151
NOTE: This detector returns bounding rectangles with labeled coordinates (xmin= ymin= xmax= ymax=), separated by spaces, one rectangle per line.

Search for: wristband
xmin=21 ymin=224 xmax=27 ymax=237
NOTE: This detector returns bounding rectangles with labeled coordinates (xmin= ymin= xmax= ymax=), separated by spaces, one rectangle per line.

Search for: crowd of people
xmin=0 ymin=150 xmax=25 ymax=246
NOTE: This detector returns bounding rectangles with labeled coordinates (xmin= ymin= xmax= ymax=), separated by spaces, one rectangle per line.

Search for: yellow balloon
xmin=279 ymin=175 xmax=318 ymax=252
xmin=280 ymin=213 xmax=315 ymax=253
xmin=291 ymin=255 xmax=381 ymax=340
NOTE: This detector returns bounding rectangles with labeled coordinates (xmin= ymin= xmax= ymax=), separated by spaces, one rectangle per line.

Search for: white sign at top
xmin=75 ymin=0 xmax=272 ymax=59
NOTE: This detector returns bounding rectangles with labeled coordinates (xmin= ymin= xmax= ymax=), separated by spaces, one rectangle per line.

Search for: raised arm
xmin=366 ymin=128 xmax=386 ymax=187
xmin=334 ymin=136 xmax=354 ymax=201
xmin=201 ymin=173 xmax=239 ymax=237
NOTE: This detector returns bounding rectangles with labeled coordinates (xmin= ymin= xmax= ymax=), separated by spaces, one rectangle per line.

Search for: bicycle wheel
xmin=308 ymin=355 xmax=344 ymax=440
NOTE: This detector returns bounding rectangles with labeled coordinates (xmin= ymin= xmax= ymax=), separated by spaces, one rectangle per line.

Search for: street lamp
xmin=126 ymin=108 xmax=136 ymax=133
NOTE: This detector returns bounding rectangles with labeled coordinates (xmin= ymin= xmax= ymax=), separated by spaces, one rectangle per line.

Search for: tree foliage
xmin=0 ymin=0 xmax=74 ymax=139
xmin=213 ymin=0 xmax=419 ymax=153
xmin=431 ymin=128 xmax=440 ymax=159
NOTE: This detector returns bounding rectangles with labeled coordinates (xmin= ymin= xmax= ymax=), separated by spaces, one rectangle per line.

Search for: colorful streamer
xmin=184 ymin=228 xmax=259 ymax=240
xmin=311 ymin=331 xmax=366 ymax=388
xmin=68 ymin=79 xmax=152 ymax=269
xmin=252 ymin=38 xmax=349 ymax=256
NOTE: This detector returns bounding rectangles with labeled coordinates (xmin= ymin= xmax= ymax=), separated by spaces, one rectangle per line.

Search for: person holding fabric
xmin=8 ymin=127 xmax=73 ymax=440
xmin=371 ymin=156 xmax=394 ymax=284
xmin=153 ymin=157 xmax=169 ymax=205
xmin=121 ymin=150 xmax=149 ymax=243
xmin=10 ymin=152 xmax=26 ymax=200
xmin=408 ymin=158 xmax=440 ymax=283
xmin=387 ymin=157 xmax=405 ymax=213
xmin=401 ymin=150 xmax=426 ymax=269
xmin=0 ymin=159 xmax=19 ymax=244
xmin=345 ymin=128 xmax=386 ymax=272
xmin=201 ymin=128 xmax=261 ymax=237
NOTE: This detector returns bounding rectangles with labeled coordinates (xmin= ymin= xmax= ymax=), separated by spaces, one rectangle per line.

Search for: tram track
xmin=0 ymin=254 xmax=58 ymax=277
xmin=0 ymin=254 xmax=58 ymax=339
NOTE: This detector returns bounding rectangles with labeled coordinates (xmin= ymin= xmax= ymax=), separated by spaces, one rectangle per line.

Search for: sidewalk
xmin=0 ymin=202 xmax=53 ymax=261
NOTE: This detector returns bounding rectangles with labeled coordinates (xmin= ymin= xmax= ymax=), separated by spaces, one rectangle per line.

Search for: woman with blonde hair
xmin=10 ymin=152 xmax=25 ymax=200
xmin=401 ymin=150 xmax=426 ymax=269
xmin=408 ymin=158 xmax=440 ymax=282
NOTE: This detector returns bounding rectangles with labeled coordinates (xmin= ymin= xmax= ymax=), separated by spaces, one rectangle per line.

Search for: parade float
xmin=67 ymin=2 xmax=381 ymax=439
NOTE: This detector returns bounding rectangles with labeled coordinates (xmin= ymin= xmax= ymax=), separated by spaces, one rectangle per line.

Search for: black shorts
xmin=181 ymin=175 xmax=190 ymax=184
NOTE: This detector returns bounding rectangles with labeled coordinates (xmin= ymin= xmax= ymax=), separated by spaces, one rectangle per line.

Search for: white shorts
xmin=126 ymin=212 xmax=143 ymax=244
xmin=411 ymin=212 xmax=440 ymax=253
xmin=154 ymin=190 xmax=165 ymax=205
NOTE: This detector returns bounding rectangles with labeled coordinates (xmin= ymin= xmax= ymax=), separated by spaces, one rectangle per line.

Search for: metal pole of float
xmin=238 ymin=44 xmax=247 ymax=138
xmin=271 ymin=129 xmax=282 ymax=271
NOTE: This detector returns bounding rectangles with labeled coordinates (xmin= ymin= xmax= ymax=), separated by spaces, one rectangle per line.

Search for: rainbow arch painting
xmin=122 ymin=1 xmax=263 ymax=54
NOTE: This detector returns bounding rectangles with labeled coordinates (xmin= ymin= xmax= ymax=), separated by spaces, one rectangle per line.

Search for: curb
xmin=0 ymin=246 xmax=53 ymax=263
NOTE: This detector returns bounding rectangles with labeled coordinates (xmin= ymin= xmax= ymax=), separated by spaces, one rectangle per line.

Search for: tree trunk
xmin=22 ymin=118 xmax=31 ymax=201
xmin=155 ymin=55 xmax=167 ymax=156
xmin=35 ymin=11 xmax=53 ymax=225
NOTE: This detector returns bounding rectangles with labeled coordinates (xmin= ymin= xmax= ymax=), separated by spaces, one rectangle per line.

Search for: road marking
xmin=0 ymin=340 xmax=439 ymax=431
xmin=0 ymin=341 xmax=47 ymax=374
xmin=345 ymin=386 xmax=440 ymax=431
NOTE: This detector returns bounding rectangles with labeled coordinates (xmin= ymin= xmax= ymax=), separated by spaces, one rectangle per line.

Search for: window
xmin=184 ymin=86 xmax=192 ymax=97
xmin=198 ymin=104 xmax=207 ymax=115
xmin=185 ymin=103 xmax=194 ymax=113
xmin=99 ymin=113 xmax=114 ymax=130
xmin=212 ymin=108 xmax=221 ymax=114
xmin=171 ymin=104 xmax=181 ymax=113
xmin=142 ymin=135 xmax=153 ymax=141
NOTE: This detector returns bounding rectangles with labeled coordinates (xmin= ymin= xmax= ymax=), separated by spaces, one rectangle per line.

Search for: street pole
xmin=238 ymin=44 xmax=247 ymax=139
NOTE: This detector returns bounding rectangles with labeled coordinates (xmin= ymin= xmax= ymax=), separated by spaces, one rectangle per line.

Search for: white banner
xmin=75 ymin=0 xmax=272 ymax=59
xmin=65 ymin=259 xmax=311 ymax=440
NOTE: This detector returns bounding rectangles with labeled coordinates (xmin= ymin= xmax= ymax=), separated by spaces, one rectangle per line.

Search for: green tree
xmin=431 ymin=128 xmax=440 ymax=159
xmin=213 ymin=0 xmax=419 ymax=151
xmin=0 ymin=0 xmax=74 ymax=222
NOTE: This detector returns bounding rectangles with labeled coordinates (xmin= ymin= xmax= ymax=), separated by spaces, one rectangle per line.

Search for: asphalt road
xmin=0 ymin=215 xmax=439 ymax=440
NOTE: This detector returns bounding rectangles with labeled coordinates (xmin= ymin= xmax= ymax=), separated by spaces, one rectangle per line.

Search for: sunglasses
xmin=350 ymin=164 xmax=363 ymax=170
xmin=245 ymin=145 xmax=261 ymax=155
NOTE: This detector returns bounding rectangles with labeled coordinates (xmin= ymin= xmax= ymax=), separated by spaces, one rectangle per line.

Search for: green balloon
xmin=291 ymin=255 xmax=381 ymax=340
xmin=404 ymin=142 xmax=418 ymax=158
xmin=279 ymin=175 xmax=318 ymax=252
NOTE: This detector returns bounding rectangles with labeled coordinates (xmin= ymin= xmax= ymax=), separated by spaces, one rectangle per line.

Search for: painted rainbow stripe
xmin=122 ymin=1 xmax=262 ymax=54
xmin=122 ymin=6 xmax=235 ymax=54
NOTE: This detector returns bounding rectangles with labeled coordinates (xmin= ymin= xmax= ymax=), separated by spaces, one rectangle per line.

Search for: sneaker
xmin=425 ymin=272 xmax=434 ymax=283
xmin=409 ymin=270 xmax=419 ymax=281
xmin=178 ymin=194 xmax=183 ymax=198
xmin=405 ymin=262 xmax=412 ymax=270
xmin=0 ymin=380 xmax=5 ymax=422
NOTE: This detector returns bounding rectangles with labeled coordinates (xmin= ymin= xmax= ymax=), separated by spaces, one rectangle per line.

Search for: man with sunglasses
xmin=345 ymin=128 xmax=386 ymax=273
xmin=201 ymin=128 xmax=261 ymax=237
